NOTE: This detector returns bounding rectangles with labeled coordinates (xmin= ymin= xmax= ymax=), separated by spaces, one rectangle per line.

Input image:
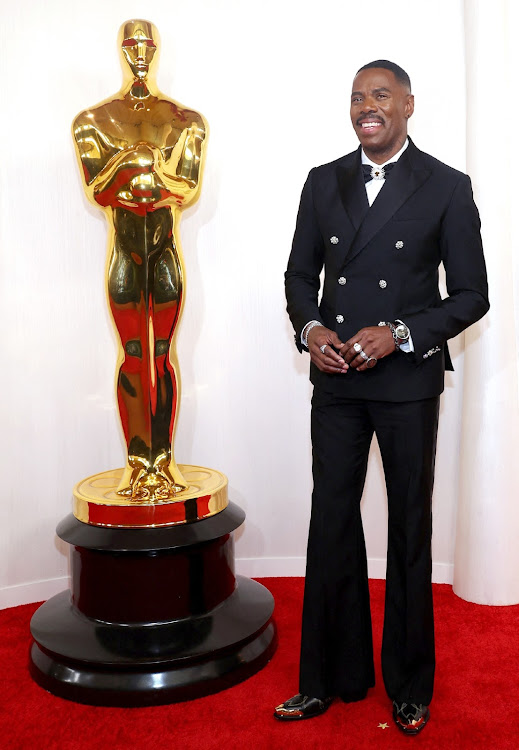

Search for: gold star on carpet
xmin=377 ymin=722 xmax=389 ymax=729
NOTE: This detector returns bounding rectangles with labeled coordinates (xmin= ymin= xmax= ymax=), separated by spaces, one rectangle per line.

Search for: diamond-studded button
xmin=395 ymin=240 xmax=404 ymax=249
xmin=338 ymin=276 xmax=347 ymax=285
xmin=336 ymin=314 xmax=344 ymax=323
xmin=330 ymin=236 xmax=339 ymax=244
xmin=379 ymin=279 xmax=387 ymax=289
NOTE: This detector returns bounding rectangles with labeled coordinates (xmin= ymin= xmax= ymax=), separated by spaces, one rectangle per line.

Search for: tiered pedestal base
xmin=29 ymin=503 xmax=276 ymax=706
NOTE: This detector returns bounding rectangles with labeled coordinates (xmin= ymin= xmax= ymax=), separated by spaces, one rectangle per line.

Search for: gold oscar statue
xmin=71 ymin=19 xmax=227 ymax=526
xmin=29 ymin=20 xmax=275 ymax=706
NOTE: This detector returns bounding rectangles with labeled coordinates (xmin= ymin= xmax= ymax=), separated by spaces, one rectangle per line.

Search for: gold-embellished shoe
xmin=273 ymin=694 xmax=333 ymax=721
xmin=392 ymin=701 xmax=430 ymax=734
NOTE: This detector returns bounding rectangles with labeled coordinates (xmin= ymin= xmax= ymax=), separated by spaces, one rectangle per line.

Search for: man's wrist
xmin=394 ymin=319 xmax=414 ymax=352
xmin=394 ymin=321 xmax=410 ymax=345
xmin=378 ymin=321 xmax=401 ymax=350
xmin=301 ymin=320 xmax=323 ymax=348
xmin=378 ymin=320 xmax=413 ymax=352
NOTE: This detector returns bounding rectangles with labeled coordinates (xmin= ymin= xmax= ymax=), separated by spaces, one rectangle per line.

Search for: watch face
xmin=395 ymin=324 xmax=409 ymax=340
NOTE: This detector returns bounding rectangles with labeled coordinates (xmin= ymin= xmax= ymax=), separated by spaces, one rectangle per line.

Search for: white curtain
xmin=454 ymin=0 xmax=519 ymax=604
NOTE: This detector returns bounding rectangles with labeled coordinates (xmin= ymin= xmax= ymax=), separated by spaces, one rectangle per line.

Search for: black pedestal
xmin=29 ymin=503 xmax=276 ymax=706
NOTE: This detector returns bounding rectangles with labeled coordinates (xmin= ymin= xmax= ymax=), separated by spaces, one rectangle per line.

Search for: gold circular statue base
xmin=73 ymin=466 xmax=228 ymax=528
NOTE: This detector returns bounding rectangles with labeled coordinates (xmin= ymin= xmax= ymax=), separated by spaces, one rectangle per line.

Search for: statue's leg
xmin=110 ymin=208 xmax=187 ymax=499
xmin=151 ymin=239 xmax=185 ymax=491
xmin=107 ymin=233 xmax=149 ymax=496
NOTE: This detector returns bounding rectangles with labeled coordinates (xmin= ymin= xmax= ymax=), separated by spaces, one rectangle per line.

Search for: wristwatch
xmin=394 ymin=322 xmax=410 ymax=346
xmin=378 ymin=320 xmax=410 ymax=350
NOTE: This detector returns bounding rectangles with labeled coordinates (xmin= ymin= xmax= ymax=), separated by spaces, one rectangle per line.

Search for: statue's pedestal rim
xmin=73 ymin=465 xmax=228 ymax=527
xmin=30 ymin=579 xmax=276 ymax=706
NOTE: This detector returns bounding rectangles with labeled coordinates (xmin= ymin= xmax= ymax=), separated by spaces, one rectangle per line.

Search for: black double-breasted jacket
xmin=285 ymin=139 xmax=489 ymax=402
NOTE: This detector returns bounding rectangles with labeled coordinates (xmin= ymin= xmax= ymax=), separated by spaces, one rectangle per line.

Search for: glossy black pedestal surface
xmin=29 ymin=503 xmax=276 ymax=706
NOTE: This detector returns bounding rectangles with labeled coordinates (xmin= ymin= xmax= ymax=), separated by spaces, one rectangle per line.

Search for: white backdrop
xmin=1 ymin=0 xmax=517 ymax=608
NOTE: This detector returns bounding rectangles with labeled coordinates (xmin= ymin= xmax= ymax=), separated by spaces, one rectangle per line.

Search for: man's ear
xmin=406 ymin=94 xmax=415 ymax=119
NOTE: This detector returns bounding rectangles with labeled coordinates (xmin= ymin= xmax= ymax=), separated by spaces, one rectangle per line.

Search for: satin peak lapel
xmin=336 ymin=149 xmax=369 ymax=232
xmin=340 ymin=147 xmax=432 ymax=268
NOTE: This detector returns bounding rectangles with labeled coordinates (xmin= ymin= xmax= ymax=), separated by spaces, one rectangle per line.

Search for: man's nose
xmin=136 ymin=40 xmax=147 ymax=60
xmin=361 ymin=97 xmax=377 ymax=113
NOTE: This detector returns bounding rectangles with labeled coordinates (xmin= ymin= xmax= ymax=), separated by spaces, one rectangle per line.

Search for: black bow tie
xmin=362 ymin=162 xmax=396 ymax=183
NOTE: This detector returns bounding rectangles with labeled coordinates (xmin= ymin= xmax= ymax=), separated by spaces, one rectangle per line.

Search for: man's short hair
xmin=357 ymin=60 xmax=411 ymax=92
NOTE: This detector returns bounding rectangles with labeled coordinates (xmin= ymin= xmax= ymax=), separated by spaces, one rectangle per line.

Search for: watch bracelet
xmin=302 ymin=320 xmax=323 ymax=348
xmin=378 ymin=320 xmax=400 ymax=349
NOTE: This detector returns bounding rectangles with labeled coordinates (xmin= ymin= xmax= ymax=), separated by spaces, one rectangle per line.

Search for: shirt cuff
xmin=396 ymin=319 xmax=414 ymax=353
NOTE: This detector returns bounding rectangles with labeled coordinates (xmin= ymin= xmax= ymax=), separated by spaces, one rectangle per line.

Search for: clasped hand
xmin=307 ymin=325 xmax=396 ymax=373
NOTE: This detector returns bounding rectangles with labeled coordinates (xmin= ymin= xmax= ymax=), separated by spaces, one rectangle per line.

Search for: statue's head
xmin=118 ymin=19 xmax=159 ymax=80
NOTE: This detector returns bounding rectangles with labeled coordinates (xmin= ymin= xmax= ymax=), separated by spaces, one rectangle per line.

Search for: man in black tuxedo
xmin=274 ymin=61 xmax=489 ymax=734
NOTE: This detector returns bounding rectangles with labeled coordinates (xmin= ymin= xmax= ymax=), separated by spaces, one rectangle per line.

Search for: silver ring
xmin=366 ymin=356 xmax=377 ymax=368
xmin=353 ymin=342 xmax=362 ymax=353
xmin=360 ymin=350 xmax=369 ymax=360
xmin=320 ymin=344 xmax=327 ymax=354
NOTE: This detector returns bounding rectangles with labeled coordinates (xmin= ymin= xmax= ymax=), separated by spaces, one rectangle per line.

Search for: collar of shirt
xmin=361 ymin=138 xmax=409 ymax=169
xmin=361 ymin=138 xmax=409 ymax=206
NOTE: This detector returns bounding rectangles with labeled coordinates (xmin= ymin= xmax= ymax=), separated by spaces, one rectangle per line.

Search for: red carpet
xmin=2 ymin=578 xmax=519 ymax=749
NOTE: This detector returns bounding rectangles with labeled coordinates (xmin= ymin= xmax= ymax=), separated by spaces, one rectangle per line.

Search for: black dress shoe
xmin=273 ymin=694 xmax=333 ymax=721
xmin=392 ymin=701 xmax=430 ymax=735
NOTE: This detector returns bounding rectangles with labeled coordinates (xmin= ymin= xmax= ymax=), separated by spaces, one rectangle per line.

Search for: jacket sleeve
xmin=401 ymin=174 xmax=489 ymax=360
xmin=284 ymin=170 xmax=326 ymax=352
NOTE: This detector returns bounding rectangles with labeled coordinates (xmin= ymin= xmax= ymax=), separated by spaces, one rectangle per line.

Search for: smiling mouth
xmin=359 ymin=120 xmax=383 ymax=130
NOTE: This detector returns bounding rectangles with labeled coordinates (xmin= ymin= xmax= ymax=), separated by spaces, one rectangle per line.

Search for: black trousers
xmin=299 ymin=389 xmax=440 ymax=704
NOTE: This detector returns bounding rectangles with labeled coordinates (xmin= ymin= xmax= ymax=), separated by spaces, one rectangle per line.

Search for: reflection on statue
xmin=72 ymin=19 xmax=207 ymax=500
